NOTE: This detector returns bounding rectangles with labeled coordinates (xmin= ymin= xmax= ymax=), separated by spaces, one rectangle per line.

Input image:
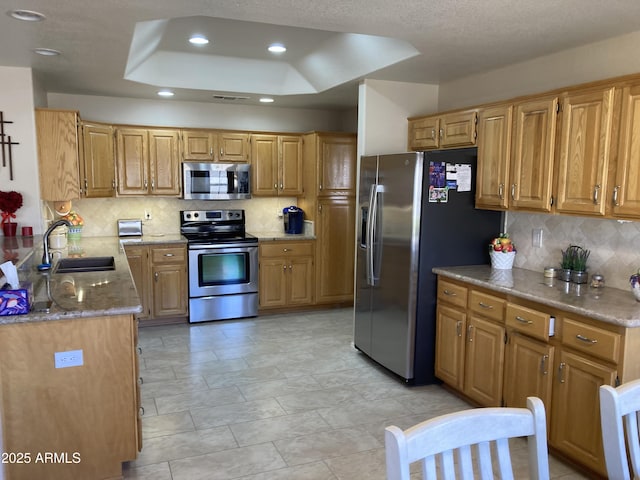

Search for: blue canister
xmin=283 ymin=206 xmax=304 ymax=234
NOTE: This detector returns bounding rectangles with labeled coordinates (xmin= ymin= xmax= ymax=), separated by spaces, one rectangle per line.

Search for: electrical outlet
xmin=144 ymin=210 xmax=152 ymax=220
xmin=54 ymin=349 xmax=84 ymax=368
xmin=532 ymin=228 xmax=543 ymax=248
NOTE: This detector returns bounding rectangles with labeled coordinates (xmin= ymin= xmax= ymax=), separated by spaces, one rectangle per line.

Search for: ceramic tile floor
xmin=123 ymin=308 xmax=588 ymax=480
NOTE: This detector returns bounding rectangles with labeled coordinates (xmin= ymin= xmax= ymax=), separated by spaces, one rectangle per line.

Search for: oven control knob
xmin=185 ymin=213 xmax=191 ymax=219
xmin=193 ymin=212 xmax=199 ymax=218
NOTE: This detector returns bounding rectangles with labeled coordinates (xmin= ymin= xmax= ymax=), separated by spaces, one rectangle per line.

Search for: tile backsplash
xmin=506 ymin=211 xmax=640 ymax=290
xmin=44 ymin=196 xmax=298 ymax=238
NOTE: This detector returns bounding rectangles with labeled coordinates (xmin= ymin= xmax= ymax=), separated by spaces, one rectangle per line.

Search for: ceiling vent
xmin=212 ymin=95 xmax=250 ymax=101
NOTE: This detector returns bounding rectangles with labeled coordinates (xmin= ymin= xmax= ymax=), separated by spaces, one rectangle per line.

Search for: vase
xmin=490 ymin=250 xmax=515 ymax=270
xmin=67 ymin=226 xmax=83 ymax=240
xmin=2 ymin=222 xmax=17 ymax=237
xmin=571 ymin=270 xmax=588 ymax=284
xmin=558 ymin=268 xmax=572 ymax=282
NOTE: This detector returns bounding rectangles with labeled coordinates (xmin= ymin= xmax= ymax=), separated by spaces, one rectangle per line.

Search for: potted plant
xmin=0 ymin=190 xmax=23 ymax=237
xmin=559 ymin=245 xmax=575 ymax=282
xmin=488 ymin=233 xmax=516 ymax=269
xmin=571 ymin=246 xmax=590 ymax=284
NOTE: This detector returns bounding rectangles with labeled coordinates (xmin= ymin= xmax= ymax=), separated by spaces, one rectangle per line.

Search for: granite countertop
xmin=433 ymin=265 xmax=640 ymax=328
xmin=1 ymin=235 xmax=185 ymax=326
xmin=251 ymin=231 xmax=316 ymax=241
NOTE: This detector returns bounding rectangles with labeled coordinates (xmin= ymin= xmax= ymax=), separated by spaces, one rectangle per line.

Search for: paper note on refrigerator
xmin=455 ymin=164 xmax=472 ymax=192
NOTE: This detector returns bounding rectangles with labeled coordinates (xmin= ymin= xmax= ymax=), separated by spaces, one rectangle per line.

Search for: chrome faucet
xmin=42 ymin=219 xmax=72 ymax=267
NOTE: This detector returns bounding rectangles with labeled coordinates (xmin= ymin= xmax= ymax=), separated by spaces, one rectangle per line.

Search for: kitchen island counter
xmin=433 ymin=265 xmax=640 ymax=328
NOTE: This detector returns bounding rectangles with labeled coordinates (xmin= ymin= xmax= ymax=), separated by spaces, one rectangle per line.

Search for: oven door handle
xmin=188 ymin=243 xmax=258 ymax=251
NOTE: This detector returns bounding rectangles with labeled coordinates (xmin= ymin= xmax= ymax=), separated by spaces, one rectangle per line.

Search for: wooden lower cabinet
xmin=435 ymin=275 xmax=632 ymax=476
xmin=259 ymin=240 xmax=314 ymax=310
xmin=125 ymin=243 xmax=187 ymax=325
xmin=0 ymin=314 xmax=139 ymax=480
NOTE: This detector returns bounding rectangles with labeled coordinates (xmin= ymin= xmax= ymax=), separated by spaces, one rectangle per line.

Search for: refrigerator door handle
xmin=366 ymin=183 xmax=376 ymax=285
xmin=369 ymin=184 xmax=384 ymax=286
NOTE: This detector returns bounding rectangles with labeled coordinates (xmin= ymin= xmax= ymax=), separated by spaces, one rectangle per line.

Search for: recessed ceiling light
xmin=189 ymin=35 xmax=209 ymax=46
xmin=259 ymin=97 xmax=275 ymax=103
xmin=7 ymin=9 xmax=45 ymax=21
xmin=157 ymin=90 xmax=174 ymax=97
xmin=33 ymin=48 xmax=60 ymax=56
xmin=268 ymin=43 xmax=286 ymax=53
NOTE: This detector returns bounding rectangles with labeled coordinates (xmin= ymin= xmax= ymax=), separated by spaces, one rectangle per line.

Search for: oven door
xmin=188 ymin=244 xmax=258 ymax=297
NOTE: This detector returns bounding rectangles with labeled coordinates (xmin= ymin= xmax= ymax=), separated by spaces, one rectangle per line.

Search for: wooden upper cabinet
xmin=251 ymin=134 xmax=302 ymax=196
xmin=148 ymin=129 xmax=181 ymax=196
xmin=182 ymin=130 xmax=216 ymax=161
xmin=183 ymin=130 xmax=249 ymax=162
xmin=510 ymin=95 xmax=558 ymax=212
xmin=36 ymin=109 xmax=81 ymax=201
xmin=408 ymin=110 xmax=477 ymax=151
xmin=476 ymin=104 xmax=512 ymax=210
xmin=612 ymin=81 xmax=640 ymax=218
xmin=555 ymin=87 xmax=614 ymax=216
xmin=218 ymin=132 xmax=250 ymax=162
xmin=116 ymin=128 xmax=181 ymax=196
xmin=318 ymin=134 xmax=357 ymax=196
xmin=408 ymin=116 xmax=440 ymax=150
xmin=81 ymin=122 xmax=115 ymax=198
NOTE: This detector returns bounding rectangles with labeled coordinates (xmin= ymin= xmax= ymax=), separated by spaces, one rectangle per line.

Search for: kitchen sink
xmin=54 ymin=256 xmax=116 ymax=274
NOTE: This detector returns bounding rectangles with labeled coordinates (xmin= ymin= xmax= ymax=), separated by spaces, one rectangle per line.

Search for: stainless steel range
xmin=180 ymin=209 xmax=258 ymax=323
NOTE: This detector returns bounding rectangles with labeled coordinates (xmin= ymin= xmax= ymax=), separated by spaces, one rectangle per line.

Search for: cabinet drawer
xmin=562 ymin=318 xmax=621 ymax=364
xmin=506 ymin=303 xmax=551 ymax=341
xmin=151 ymin=246 xmax=186 ymax=264
xmin=437 ymin=280 xmax=467 ymax=309
xmin=469 ymin=290 xmax=505 ymax=322
xmin=260 ymin=242 xmax=313 ymax=258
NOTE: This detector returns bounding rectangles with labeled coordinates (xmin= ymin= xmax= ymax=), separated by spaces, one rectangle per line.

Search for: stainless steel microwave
xmin=182 ymin=162 xmax=251 ymax=200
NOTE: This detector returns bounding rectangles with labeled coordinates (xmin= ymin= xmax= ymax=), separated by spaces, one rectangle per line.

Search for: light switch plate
xmin=54 ymin=349 xmax=84 ymax=368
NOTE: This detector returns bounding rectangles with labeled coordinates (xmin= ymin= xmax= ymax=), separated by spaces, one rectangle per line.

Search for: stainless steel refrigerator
xmin=354 ymin=148 xmax=502 ymax=385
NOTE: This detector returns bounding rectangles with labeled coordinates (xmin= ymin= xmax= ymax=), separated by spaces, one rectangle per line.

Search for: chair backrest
xmin=384 ymin=396 xmax=549 ymax=480
xmin=599 ymin=380 xmax=640 ymax=480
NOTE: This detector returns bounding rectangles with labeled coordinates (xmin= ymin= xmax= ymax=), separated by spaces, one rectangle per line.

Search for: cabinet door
xmin=116 ymin=128 xmax=149 ymax=195
xmin=279 ymin=135 xmax=303 ymax=196
xmin=125 ymin=246 xmax=150 ymax=320
xmin=555 ymin=88 xmax=614 ymax=215
xmin=183 ymin=130 xmax=215 ymax=160
xmin=251 ymin=134 xmax=278 ymax=196
xmin=148 ymin=129 xmax=181 ymax=196
xmin=152 ymin=264 xmax=188 ymax=317
xmin=510 ymin=96 xmax=558 ymax=211
xmin=435 ymin=304 xmax=466 ymax=390
xmin=476 ymin=105 xmax=512 ymax=210
xmin=218 ymin=132 xmax=249 ymax=162
xmin=408 ymin=116 xmax=440 ymax=150
xmin=612 ymin=82 xmax=640 ymax=217
xmin=259 ymin=258 xmax=288 ymax=308
xmin=440 ymin=111 xmax=477 ymax=148
xmin=36 ymin=109 xmax=81 ymax=201
xmin=315 ymin=197 xmax=356 ymax=303
xmin=463 ymin=314 xmax=505 ymax=406
xmin=81 ymin=123 xmax=115 ymax=198
xmin=504 ymin=333 xmax=554 ymax=414
xmin=288 ymin=256 xmax=314 ymax=305
xmin=551 ymin=350 xmax=616 ymax=476
xmin=318 ymin=135 xmax=356 ymax=195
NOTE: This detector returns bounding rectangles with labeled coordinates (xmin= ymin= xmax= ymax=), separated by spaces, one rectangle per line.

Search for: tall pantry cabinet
xmin=298 ymin=132 xmax=357 ymax=305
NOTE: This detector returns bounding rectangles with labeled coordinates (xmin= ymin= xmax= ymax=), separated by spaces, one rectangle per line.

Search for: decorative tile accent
xmin=507 ymin=212 xmax=640 ymax=290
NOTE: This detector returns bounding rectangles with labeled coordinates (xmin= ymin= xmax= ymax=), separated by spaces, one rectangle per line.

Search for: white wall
xmin=439 ymin=30 xmax=640 ymax=111
xmin=357 ymin=79 xmax=438 ymax=156
xmin=0 ymin=67 xmax=43 ymax=235
xmin=47 ymin=93 xmax=353 ymax=133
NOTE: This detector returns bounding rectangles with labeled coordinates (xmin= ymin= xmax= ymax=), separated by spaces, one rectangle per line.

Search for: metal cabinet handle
xmin=443 ymin=289 xmax=456 ymax=296
xmin=613 ymin=185 xmax=620 ymax=206
xmin=558 ymin=362 xmax=566 ymax=383
xmin=112 ymin=179 xmax=116 ymax=189
xmin=515 ymin=315 xmax=533 ymax=325
xmin=540 ymin=354 xmax=549 ymax=375
xmin=289 ymin=264 xmax=292 ymax=270
xmin=139 ymin=406 xmax=145 ymax=417
xmin=478 ymin=302 xmax=493 ymax=309
xmin=456 ymin=320 xmax=462 ymax=337
xmin=209 ymin=147 xmax=213 ymax=157
xmin=154 ymin=272 xmax=158 ymax=282
xmin=431 ymin=129 xmax=436 ymax=140
xmin=144 ymin=179 xmax=148 ymax=189
xmin=576 ymin=334 xmax=598 ymax=344
xmin=283 ymin=264 xmax=287 ymax=271
xmin=283 ymin=248 xmax=289 ymax=252
xmin=151 ymin=179 xmax=155 ymax=191
xmin=137 ymin=346 xmax=142 ymax=355
xmin=498 ymin=183 xmax=504 ymax=199
xmin=439 ymin=128 xmax=443 ymax=139
xmin=319 ymin=184 xmax=323 ymax=190
xmin=220 ymin=148 xmax=224 ymax=156
xmin=467 ymin=325 xmax=474 ymax=342
xmin=164 ymin=253 xmax=174 ymax=257
xmin=274 ymin=183 xmax=278 ymax=189
xmin=593 ymin=184 xmax=600 ymax=205
xmin=511 ymin=183 xmax=517 ymax=200
xmin=138 ymin=377 xmax=144 ymax=385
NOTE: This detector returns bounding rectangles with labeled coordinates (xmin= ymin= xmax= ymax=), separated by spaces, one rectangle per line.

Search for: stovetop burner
xmin=180 ymin=209 xmax=256 ymax=245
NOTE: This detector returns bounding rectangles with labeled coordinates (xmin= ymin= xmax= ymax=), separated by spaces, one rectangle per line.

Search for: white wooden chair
xmin=599 ymin=380 xmax=640 ymax=480
xmin=384 ymin=396 xmax=550 ymax=480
